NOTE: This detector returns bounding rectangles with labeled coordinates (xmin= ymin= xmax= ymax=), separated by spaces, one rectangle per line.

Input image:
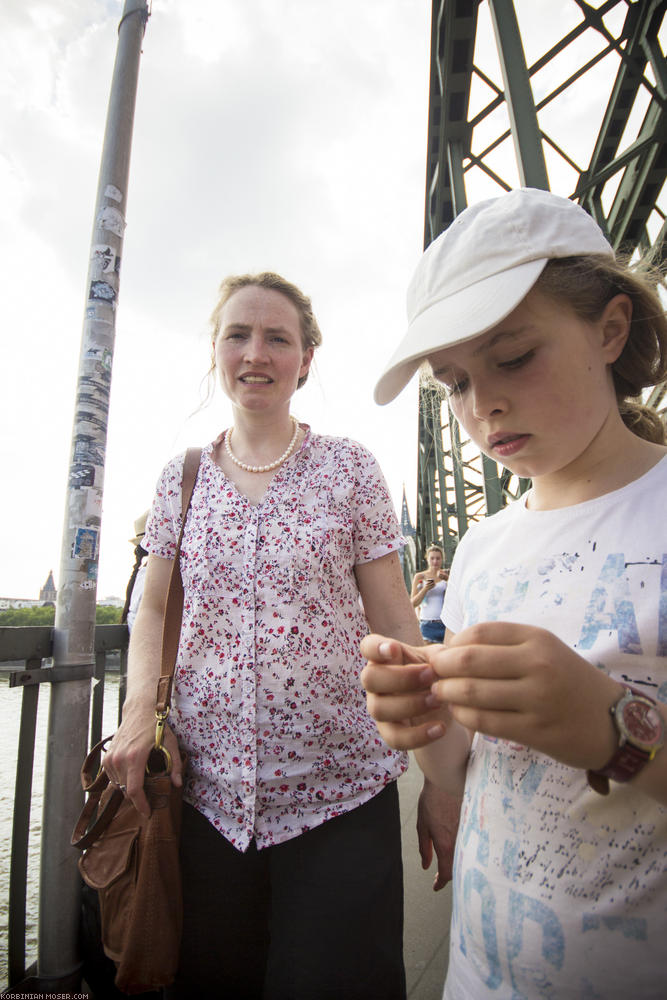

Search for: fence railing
xmin=0 ymin=624 xmax=129 ymax=992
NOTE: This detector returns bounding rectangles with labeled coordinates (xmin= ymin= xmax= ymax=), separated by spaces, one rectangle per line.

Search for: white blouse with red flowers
xmin=143 ymin=425 xmax=408 ymax=850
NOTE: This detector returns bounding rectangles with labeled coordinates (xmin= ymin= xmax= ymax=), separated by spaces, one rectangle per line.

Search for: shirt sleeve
xmin=347 ymin=441 xmax=406 ymax=565
xmin=142 ymin=452 xmax=186 ymax=560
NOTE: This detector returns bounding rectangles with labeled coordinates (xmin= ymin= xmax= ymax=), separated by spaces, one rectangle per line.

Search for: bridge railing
xmin=0 ymin=624 xmax=129 ymax=992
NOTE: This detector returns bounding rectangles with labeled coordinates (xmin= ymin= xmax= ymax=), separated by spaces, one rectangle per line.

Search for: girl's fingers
xmin=431 ymin=642 xmax=529 ymax=681
xmin=366 ymin=689 xmax=441 ymax=723
xmin=446 ymin=622 xmax=516 ymax=647
xmin=360 ymin=634 xmax=430 ymax=666
xmin=361 ymin=660 xmax=437 ymax=695
xmin=375 ymin=719 xmax=446 ymax=752
xmin=446 ymin=704 xmax=523 ymax=743
xmin=447 ymin=621 xmax=539 ymax=650
xmin=431 ymin=676 xmax=528 ymax=712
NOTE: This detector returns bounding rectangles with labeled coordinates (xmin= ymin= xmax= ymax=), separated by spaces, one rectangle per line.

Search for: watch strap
xmin=587 ymin=685 xmax=663 ymax=795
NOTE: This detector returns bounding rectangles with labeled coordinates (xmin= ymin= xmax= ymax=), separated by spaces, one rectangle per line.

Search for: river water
xmin=0 ymin=673 xmax=121 ymax=990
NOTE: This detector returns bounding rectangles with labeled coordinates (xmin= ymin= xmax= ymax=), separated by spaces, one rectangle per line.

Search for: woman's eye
xmin=499 ymin=350 xmax=534 ymax=370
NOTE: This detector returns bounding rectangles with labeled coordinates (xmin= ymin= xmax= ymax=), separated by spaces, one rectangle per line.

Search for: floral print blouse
xmin=143 ymin=425 xmax=408 ymax=850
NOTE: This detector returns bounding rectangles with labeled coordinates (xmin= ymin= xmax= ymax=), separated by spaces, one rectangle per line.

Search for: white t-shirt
xmin=420 ymin=577 xmax=447 ymax=620
xmin=443 ymin=456 xmax=667 ymax=1000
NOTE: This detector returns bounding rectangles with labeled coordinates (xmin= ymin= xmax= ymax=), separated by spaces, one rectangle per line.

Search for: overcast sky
xmin=1 ymin=0 xmax=656 ymax=600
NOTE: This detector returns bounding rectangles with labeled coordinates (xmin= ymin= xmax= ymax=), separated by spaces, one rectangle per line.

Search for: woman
xmin=104 ymin=272 xmax=424 ymax=999
xmin=410 ymin=544 xmax=448 ymax=643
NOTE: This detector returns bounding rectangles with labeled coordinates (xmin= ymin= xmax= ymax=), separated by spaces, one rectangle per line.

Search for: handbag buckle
xmin=147 ymin=708 xmax=172 ymax=775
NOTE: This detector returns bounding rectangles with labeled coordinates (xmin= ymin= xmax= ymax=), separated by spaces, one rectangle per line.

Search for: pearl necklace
xmin=224 ymin=416 xmax=300 ymax=473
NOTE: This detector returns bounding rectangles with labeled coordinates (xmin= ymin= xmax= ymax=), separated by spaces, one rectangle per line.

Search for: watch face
xmin=619 ymin=698 xmax=664 ymax=750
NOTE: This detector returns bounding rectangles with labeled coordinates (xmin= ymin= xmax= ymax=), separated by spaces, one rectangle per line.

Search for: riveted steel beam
xmin=415 ymin=0 xmax=666 ymax=567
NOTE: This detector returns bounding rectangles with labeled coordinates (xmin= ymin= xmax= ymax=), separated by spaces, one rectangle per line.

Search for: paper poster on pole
xmin=72 ymin=527 xmax=98 ymax=561
xmin=96 ymin=205 xmax=125 ymax=237
xmin=92 ymin=244 xmax=117 ymax=274
xmin=104 ymin=184 xmax=123 ymax=202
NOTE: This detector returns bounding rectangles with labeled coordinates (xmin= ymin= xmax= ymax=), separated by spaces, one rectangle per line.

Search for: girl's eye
xmin=432 ymin=369 xmax=468 ymax=395
xmin=499 ymin=350 xmax=534 ymax=371
xmin=443 ymin=376 xmax=468 ymax=396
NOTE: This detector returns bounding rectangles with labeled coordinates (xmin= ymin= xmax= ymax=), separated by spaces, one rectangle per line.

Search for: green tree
xmin=0 ymin=604 xmax=123 ymax=626
xmin=95 ymin=605 xmax=123 ymax=624
xmin=0 ymin=605 xmax=55 ymax=626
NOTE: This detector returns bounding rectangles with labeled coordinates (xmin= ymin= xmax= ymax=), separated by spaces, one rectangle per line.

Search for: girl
xmin=362 ymin=188 xmax=667 ymax=999
xmin=411 ymin=544 xmax=449 ymax=643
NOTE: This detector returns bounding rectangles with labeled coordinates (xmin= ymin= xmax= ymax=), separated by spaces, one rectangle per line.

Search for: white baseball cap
xmin=374 ymin=187 xmax=615 ymax=405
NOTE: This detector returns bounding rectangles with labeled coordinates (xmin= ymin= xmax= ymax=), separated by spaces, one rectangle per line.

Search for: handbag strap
xmin=155 ymin=447 xmax=202 ymax=714
xmin=72 ymin=771 xmax=123 ymax=850
xmin=72 ymin=451 xmax=201 ymax=852
xmin=72 ymin=737 xmax=121 ymax=849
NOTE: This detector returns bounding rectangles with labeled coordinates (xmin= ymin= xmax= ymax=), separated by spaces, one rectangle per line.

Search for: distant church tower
xmin=399 ymin=486 xmax=416 ymax=587
xmin=400 ymin=487 xmax=416 ymax=541
xmin=40 ymin=570 xmax=57 ymax=605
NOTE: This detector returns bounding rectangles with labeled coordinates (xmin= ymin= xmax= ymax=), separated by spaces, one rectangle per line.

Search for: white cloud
xmin=0 ymin=0 xmax=428 ymax=599
xmin=2 ymin=0 xmax=655 ymax=602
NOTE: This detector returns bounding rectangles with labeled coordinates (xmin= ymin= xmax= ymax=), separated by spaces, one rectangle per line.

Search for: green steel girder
xmin=487 ymin=0 xmax=550 ymax=189
xmin=415 ymin=0 xmax=667 ymax=569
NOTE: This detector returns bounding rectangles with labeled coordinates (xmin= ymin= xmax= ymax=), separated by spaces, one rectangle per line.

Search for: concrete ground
xmin=398 ymin=757 xmax=452 ymax=1000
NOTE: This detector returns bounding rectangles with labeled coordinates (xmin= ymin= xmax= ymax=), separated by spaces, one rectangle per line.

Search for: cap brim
xmin=374 ymin=258 xmax=547 ymax=405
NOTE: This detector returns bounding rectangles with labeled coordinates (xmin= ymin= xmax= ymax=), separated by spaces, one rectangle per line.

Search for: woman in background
xmin=411 ymin=544 xmax=448 ymax=643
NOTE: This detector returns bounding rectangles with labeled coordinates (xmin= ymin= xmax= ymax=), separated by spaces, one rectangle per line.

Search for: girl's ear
xmin=600 ymin=293 xmax=632 ymax=363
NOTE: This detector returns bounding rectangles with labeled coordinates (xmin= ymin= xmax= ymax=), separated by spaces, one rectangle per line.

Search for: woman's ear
xmin=600 ymin=293 xmax=632 ymax=363
xmin=300 ymin=346 xmax=315 ymax=380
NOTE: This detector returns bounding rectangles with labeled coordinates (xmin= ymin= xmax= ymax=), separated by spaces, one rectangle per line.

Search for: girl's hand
xmin=428 ymin=622 xmax=623 ymax=770
xmin=103 ymin=704 xmax=183 ymax=817
xmin=360 ymin=634 xmax=452 ymax=750
xmin=417 ymin=779 xmax=462 ymax=891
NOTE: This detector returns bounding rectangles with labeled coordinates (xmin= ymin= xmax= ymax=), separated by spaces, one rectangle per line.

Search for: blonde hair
xmin=209 ymin=271 xmax=323 ymax=390
xmin=535 ymin=255 xmax=667 ymax=444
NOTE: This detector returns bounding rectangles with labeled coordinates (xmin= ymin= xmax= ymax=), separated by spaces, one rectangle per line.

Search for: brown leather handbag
xmin=72 ymin=447 xmax=201 ymax=995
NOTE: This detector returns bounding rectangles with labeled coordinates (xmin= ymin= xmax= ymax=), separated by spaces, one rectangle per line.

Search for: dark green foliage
xmin=0 ymin=604 xmax=122 ymax=626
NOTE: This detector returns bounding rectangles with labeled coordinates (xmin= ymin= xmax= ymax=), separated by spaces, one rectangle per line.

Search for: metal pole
xmin=37 ymin=2 xmax=149 ymax=989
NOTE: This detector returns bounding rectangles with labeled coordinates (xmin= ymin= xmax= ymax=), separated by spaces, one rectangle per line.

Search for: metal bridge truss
xmin=410 ymin=0 xmax=667 ymax=579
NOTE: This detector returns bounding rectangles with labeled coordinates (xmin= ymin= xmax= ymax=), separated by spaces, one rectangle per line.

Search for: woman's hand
xmin=360 ymin=634 xmax=452 ymax=750
xmin=410 ymin=571 xmax=434 ymax=607
xmin=103 ymin=703 xmax=183 ymax=817
xmin=428 ymin=622 xmax=623 ymax=770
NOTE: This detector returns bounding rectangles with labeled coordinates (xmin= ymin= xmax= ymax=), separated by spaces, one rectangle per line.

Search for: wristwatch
xmin=587 ymin=685 xmax=664 ymax=795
